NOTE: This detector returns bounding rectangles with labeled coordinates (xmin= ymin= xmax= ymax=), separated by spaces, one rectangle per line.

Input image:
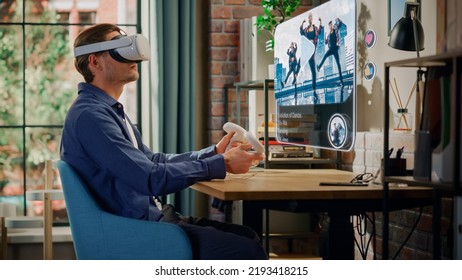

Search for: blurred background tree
xmin=0 ymin=1 xmax=75 ymax=198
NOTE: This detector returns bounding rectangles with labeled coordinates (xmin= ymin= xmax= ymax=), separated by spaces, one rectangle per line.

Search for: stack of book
xmin=261 ymin=139 xmax=314 ymax=161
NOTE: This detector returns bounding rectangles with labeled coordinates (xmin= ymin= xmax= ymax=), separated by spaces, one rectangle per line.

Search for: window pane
xmin=0 ymin=128 xmax=24 ymax=215
xmin=0 ymin=0 xmax=140 ymax=221
xmin=25 ymin=0 xmax=138 ymax=25
xmin=25 ymin=127 xmax=67 ymax=222
xmin=0 ymin=24 xmax=23 ymax=125
xmin=24 ymin=25 xmax=76 ymax=125
xmin=0 ymin=0 xmax=22 ymax=23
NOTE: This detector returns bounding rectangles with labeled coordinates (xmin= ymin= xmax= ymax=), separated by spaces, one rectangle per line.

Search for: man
xmin=317 ymin=18 xmax=344 ymax=86
xmin=60 ymin=24 xmax=266 ymax=260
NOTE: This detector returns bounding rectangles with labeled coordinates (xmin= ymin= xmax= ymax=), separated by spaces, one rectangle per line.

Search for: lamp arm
xmin=415 ymin=69 xmax=424 ymax=131
xmin=411 ymin=9 xmax=420 ymax=58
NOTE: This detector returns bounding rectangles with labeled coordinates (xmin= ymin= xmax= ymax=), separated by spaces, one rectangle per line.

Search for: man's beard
xmin=105 ymin=69 xmax=139 ymax=84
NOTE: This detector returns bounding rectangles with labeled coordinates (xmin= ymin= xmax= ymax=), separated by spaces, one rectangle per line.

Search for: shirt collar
xmin=78 ymin=82 xmax=125 ymax=118
xmin=78 ymin=82 xmax=119 ymax=107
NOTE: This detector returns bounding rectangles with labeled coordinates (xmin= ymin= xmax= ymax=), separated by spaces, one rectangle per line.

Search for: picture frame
xmin=388 ymin=0 xmax=421 ymax=35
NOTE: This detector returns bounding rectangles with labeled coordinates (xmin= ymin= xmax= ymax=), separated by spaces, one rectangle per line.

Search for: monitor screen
xmin=274 ymin=0 xmax=357 ymax=151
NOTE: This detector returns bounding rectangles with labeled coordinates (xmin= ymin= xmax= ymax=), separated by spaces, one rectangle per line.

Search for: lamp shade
xmin=389 ymin=16 xmax=425 ymax=51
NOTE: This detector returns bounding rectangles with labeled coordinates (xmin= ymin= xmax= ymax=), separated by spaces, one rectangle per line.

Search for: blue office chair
xmin=57 ymin=160 xmax=193 ymax=260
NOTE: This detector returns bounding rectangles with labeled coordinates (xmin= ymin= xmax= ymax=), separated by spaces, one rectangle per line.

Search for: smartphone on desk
xmin=319 ymin=182 xmax=369 ymax=186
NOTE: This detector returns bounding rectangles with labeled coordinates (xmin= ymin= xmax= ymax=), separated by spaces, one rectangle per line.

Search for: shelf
xmin=226 ymin=79 xmax=339 ymax=169
xmin=384 ymin=51 xmax=462 ymax=260
xmin=385 ymin=50 xmax=462 ymax=68
xmin=263 ymin=157 xmax=339 ymax=170
xmin=384 ymin=53 xmax=461 ymax=191
xmin=267 ymin=157 xmax=337 ymax=164
xmin=233 ymin=79 xmax=275 ymax=89
xmin=384 ymin=176 xmax=461 ymax=192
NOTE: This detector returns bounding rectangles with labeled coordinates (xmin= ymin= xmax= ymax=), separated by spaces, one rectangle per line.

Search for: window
xmin=0 ymin=0 xmax=140 ymax=221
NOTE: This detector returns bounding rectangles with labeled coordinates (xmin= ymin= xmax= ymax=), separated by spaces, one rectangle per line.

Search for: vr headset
xmin=74 ymin=34 xmax=150 ymax=63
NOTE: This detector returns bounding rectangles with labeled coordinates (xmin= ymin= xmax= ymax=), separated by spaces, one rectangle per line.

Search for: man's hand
xmin=215 ymin=131 xmax=237 ymax=154
xmin=223 ymin=143 xmax=265 ymax=174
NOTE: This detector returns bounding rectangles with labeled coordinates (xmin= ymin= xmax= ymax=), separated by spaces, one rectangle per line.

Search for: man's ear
xmin=88 ymin=53 xmax=103 ymax=71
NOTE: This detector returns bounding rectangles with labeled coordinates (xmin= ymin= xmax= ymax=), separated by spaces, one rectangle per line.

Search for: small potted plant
xmin=255 ymin=0 xmax=301 ymax=52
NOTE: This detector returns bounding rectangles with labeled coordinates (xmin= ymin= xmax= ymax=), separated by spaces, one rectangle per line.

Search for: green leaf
xmin=255 ymin=0 xmax=301 ymax=40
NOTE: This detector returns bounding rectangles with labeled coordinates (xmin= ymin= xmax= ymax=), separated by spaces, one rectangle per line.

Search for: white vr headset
xmin=74 ymin=34 xmax=150 ymax=63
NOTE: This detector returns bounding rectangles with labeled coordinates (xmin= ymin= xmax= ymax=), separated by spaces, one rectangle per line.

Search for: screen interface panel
xmin=274 ymin=0 xmax=357 ymax=151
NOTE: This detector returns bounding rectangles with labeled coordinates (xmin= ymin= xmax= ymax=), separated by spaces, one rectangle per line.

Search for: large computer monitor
xmin=274 ymin=0 xmax=356 ymax=151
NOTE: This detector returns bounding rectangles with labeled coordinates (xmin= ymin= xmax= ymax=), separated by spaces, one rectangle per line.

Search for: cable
xmin=353 ymin=214 xmax=367 ymax=259
xmin=364 ymin=214 xmax=375 ymax=258
xmin=392 ymin=206 xmax=424 ymax=260
xmin=350 ymin=172 xmax=374 ymax=184
xmin=372 ymin=212 xmax=377 ymax=260
xmin=353 ymin=213 xmax=375 ymax=259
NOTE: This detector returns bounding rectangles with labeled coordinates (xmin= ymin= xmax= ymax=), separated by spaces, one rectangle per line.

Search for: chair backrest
xmin=58 ymin=160 xmax=192 ymax=260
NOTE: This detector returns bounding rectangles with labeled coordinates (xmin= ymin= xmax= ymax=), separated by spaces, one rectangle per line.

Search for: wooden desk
xmin=191 ymin=169 xmax=433 ymax=259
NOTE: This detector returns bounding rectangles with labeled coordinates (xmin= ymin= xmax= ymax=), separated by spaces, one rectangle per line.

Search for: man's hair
xmin=74 ymin=23 xmax=123 ymax=83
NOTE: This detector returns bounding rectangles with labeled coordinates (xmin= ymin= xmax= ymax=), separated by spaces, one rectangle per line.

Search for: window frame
xmin=0 ymin=0 xmax=143 ymax=216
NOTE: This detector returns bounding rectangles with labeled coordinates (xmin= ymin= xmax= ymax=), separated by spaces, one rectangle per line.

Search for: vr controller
xmin=223 ymin=122 xmax=264 ymax=154
xmin=74 ymin=34 xmax=150 ymax=63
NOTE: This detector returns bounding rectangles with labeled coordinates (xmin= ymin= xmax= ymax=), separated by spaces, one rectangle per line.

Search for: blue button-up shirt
xmin=60 ymin=83 xmax=226 ymax=221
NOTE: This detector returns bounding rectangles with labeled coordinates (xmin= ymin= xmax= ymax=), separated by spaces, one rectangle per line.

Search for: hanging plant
xmin=255 ymin=0 xmax=301 ymax=52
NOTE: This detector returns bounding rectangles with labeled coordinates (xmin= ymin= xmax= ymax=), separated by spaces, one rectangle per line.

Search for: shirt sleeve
xmin=75 ymin=108 xmax=226 ymax=197
xmin=143 ymin=143 xmax=217 ymax=163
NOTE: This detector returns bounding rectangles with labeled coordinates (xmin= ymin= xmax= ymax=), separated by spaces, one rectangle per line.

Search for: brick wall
xmin=206 ymin=1 xmax=452 ymax=260
xmin=346 ymin=132 xmax=453 ymax=259
xmin=208 ymin=0 xmax=313 ymax=144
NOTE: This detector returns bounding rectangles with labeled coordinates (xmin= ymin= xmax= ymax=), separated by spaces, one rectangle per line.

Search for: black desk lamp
xmin=388 ymin=2 xmax=425 ymax=130
xmin=389 ymin=2 xmax=424 ymax=56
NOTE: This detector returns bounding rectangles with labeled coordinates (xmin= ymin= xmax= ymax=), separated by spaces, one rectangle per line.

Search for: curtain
xmin=154 ymin=0 xmax=206 ymax=216
xmin=156 ymin=0 xmax=195 ymax=153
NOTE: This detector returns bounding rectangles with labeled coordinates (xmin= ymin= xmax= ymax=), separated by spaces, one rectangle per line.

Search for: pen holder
xmin=381 ymin=158 xmax=407 ymax=177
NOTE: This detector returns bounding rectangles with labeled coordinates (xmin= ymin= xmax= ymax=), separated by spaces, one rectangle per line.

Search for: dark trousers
xmin=318 ymin=47 xmax=343 ymax=83
xmin=284 ymin=66 xmax=297 ymax=84
xmin=309 ymin=55 xmax=317 ymax=90
xmin=162 ymin=204 xmax=267 ymax=260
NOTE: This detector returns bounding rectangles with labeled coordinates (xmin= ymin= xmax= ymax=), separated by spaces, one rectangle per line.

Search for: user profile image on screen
xmin=328 ymin=114 xmax=347 ymax=148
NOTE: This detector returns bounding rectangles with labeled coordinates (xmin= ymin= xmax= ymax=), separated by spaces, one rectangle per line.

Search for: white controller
xmin=223 ymin=122 xmax=264 ymax=154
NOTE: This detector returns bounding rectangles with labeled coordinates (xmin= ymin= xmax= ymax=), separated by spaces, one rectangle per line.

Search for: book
xmin=436 ymin=0 xmax=446 ymax=53
xmin=431 ymin=69 xmax=462 ymax=183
